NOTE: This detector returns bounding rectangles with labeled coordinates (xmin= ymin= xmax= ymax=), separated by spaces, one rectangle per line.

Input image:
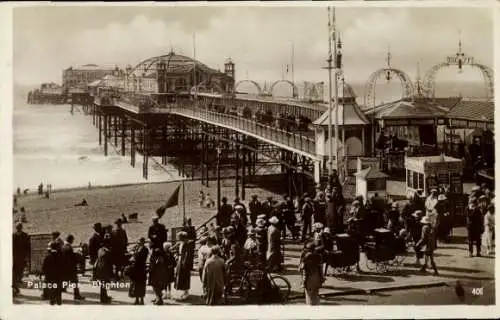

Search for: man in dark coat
xmin=111 ymin=219 xmax=128 ymax=279
xmin=61 ymin=234 xmax=85 ymax=300
xmin=217 ymin=197 xmax=233 ymax=228
xmin=313 ymin=192 xmax=327 ymax=225
xmin=261 ymin=197 xmax=274 ymax=220
xmin=301 ymin=197 xmax=314 ymax=242
xmin=89 ymin=223 xmax=103 ymax=266
xmin=466 ymin=199 xmax=484 ymax=257
xmin=148 ymin=217 xmax=167 ymax=250
xmin=282 ymin=195 xmax=297 ymax=240
xmin=12 ymin=223 xmax=30 ymax=296
xmin=94 ymin=236 xmax=113 ymax=304
xmin=233 ymin=197 xmax=248 ymax=226
xmin=43 ymin=242 xmax=63 ymax=305
xmin=128 ymin=237 xmax=149 ymax=305
xmin=249 ymin=195 xmax=261 ymax=227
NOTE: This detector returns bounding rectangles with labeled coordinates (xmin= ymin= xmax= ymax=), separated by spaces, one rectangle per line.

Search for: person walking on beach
xmin=38 ymin=182 xmax=44 ymax=197
xmin=61 ymin=234 xmax=85 ymax=300
xmin=12 ymin=223 xmax=30 ymax=296
xmin=202 ymin=246 xmax=226 ymax=305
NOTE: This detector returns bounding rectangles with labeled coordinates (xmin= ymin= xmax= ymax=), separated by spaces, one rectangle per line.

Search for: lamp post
xmin=216 ymin=143 xmax=222 ymax=216
xmin=326 ymin=7 xmax=334 ymax=179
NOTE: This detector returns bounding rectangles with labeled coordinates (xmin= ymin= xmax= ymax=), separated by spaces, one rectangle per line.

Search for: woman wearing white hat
xmin=267 ymin=216 xmax=282 ymax=272
xmin=415 ymin=216 xmax=439 ymax=275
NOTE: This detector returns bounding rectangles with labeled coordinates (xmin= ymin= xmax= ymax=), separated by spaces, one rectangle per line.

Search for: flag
xmin=156 ymin=184 xmax=181 ymax=218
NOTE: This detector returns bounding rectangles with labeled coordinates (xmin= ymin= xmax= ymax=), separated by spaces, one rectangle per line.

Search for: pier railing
xmin=167 ymin=104 xmax=316 ymax=155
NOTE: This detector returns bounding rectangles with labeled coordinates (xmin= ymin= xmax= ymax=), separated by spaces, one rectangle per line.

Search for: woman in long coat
xmin=175 ymin=231 xmax=192 ymax=300
xmin=300 ymin=243 xmax=324 ymax=305
xmin=267 ymin=216 xmax=282 ymax=272
xmin=127 ymin=237 xmax=149 ymax=305
xmin=202 ymin=246 xmax=226 ymax=305
xmin=94 ymin=236 xmax=113 ymax=304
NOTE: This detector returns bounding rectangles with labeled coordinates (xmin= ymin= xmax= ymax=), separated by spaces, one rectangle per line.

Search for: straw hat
xmin=313 ymin=222 xmax=324 ymax=230
xmin=472 ymin=186 xmax=481 ymax=192
xmin=438 ymin=194 xmax=447 ymax=201
xmin=323 ymin=227 xmax=331 ymax=234
xmin=352 ymin=200 xmax=360 ymax=206
xmin=257 ymin=214 xmax=267 ymax=220
xmin=420 ymin=216 xmax=431 ymax=225
xmin=269 ymin=216 xmax=279 ymax=225
xmin=430 ymin=188 xmax=438 ymax=193
xmin=391 ymin=202 xmax=399 ymax=208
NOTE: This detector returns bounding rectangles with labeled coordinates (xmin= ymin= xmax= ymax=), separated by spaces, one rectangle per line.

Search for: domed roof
xmin=129 ymin=51 xmax=217 ymax=77
xmin=336 ymin=82 xmax=357 ymax=99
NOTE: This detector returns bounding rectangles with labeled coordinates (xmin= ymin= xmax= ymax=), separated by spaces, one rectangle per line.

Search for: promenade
xmin=14 ymin=227 xmax=494 ymax=305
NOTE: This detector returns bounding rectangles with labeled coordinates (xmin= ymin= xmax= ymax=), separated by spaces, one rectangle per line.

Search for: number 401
xmin=472 ymin=288 xmax=484 ymax=295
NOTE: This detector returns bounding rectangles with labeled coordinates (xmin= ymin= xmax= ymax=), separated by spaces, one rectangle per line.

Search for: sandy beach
xmin=13 ymin=178 xmax=282 ymax=245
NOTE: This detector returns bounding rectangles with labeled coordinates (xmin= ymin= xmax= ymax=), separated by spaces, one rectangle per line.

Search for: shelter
xmin=313 ymin=83 xmax=370 ymax=174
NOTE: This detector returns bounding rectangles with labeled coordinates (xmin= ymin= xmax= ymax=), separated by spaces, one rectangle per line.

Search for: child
xmin=484 ymin=205 xmax=495 ymax=255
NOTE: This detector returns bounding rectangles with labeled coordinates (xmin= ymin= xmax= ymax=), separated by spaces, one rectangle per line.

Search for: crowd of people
xmin=12 ymin=174 xmax=495 ymax=306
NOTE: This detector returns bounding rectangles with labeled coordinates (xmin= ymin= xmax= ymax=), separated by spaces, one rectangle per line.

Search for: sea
xmin=13 ymin=81 xmax=487 ymax=192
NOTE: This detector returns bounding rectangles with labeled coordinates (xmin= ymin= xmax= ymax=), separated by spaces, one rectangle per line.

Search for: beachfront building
xmin=122 ymin=51 xmax=235 ymax=102
xmin=62 ymin=64 xmax=117 ymax=89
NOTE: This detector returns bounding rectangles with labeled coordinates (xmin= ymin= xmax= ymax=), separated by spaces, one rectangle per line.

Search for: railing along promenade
xmin=102 ymin=95 xmax=317 ymax=157
xmin=166 ymin=103 xmax=317 ymax=157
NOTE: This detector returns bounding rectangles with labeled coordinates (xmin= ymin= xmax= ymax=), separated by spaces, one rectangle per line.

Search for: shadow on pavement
xmin=330 ymin=273 xmax=395 ymax=283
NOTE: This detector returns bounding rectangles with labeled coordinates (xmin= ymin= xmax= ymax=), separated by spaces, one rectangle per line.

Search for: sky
xmin=13 ymin=5 xmax=494 ymax=87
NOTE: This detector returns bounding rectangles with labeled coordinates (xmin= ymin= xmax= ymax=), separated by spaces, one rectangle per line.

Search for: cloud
xmin=14 ymin=6 xmax=493 ymax=87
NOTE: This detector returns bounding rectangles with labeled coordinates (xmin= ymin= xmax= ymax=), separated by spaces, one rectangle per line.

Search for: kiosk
xmin=355 ymin=166 xmax=389 ymax=202
xmin=405 ymin=154 xmax=464 ymax=196
xmin=405 ymin=154 xmax=466 ymax=226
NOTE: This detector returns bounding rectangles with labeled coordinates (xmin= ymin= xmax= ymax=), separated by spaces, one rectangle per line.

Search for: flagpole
xmin=291 ymin=40 xmax=295 ymax=97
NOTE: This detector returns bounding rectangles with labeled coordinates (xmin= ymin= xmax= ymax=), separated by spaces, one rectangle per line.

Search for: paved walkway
xmin=14 ymin=228 xmax=494 ymax=305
